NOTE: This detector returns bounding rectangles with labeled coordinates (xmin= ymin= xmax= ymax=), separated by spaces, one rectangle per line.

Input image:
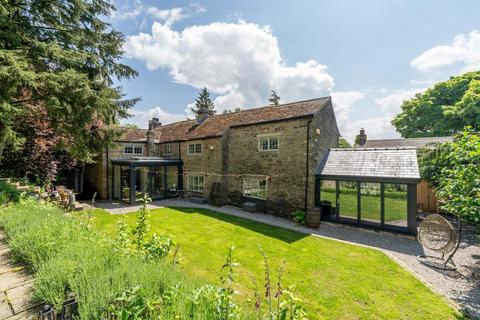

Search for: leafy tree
xmin=191 ymin=87 xmax=215 ymax=115
xmin=0 ymin=104 xmax=77 ymax=183
xmin=392 ymin=71 xmax=480 ymax=137
xmin=269 ymin=90 xmax=280 ymax=106
xmin=417 ymin=143 xmax=453 ymax=187
xmin=436 ymin=128 xmax=480 ymax=227
xmin=0 ymin=0 xmax=139 ymax=163
xmin=338 ymin=137 xmax=352 ymax=148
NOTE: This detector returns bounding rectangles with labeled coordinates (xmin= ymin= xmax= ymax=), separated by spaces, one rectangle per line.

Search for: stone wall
xmin=180 ymin=137 xmax=223 ymax=198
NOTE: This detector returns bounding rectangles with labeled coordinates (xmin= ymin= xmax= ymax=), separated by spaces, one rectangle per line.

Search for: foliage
xmin=436 ymin=128 xmax=480 ymax=226
xmin=115 ymin=194 xmax=174 ymax=260
xmin=191 ymin=87 xmax=216 ymax=115
xmin=0 ymin=0 xmax=139 ymax=163
xmin=269 ymin=91 xmax=280 ymax=106
xmin=291 ymin=210 xmax=306 ymax=225
xmin=338 ymin=137 xmax=352 ymax=148
xmin=0 ymin=181 xmax=22 ymax=204
xmin=417 ymin=143 xmax=453 ymax=187
xmin=106 ymin=286 xmax=160 ymax=319
xmin=252 ymin=249 xmax=308 ymax=320
xmin=392 ymin=71 xmax=480 ymax=137
xmin=131 ymin=194 xmax=152 ymax=251
xmin=0 ymin=104 xmax=77 ymax=183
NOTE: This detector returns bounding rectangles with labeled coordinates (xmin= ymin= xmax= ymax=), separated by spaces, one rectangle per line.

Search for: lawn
xmin=321 ymin=191 xmax=407 ymax=222
xmin=90 ymin=206 xmax=461 ymax=319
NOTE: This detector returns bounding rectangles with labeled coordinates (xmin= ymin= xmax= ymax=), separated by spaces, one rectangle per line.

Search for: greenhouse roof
xmin=316 ymin=148 xmax=421 ymax=183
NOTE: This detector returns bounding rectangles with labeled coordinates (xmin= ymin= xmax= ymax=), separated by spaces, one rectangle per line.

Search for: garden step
xmin=0 ymin=271 xmax=33 ymax=293
xmin=5 ymin=282 xmax=35 ymax=315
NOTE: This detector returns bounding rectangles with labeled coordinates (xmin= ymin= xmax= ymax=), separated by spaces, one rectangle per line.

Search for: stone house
xmin=85 ymin=97 xmax=340 ymax=214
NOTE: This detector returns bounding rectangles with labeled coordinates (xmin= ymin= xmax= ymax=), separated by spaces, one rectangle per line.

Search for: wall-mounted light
xmin=315 ymin=128 xmax=321 ymax=135
xmin=209 ymin=145 xmax=214 ymax=151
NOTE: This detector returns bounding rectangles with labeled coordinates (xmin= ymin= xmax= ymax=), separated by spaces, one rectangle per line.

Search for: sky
xmin=109 ymin=0 xmax=480 ymax=142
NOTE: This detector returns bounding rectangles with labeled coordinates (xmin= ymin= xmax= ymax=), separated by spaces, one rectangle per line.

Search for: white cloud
xmin=331 ymin=91 xmax=365 ymax=132
xmin=346 ymin=116 xmax=399 ymax=142
xmin=374 ymin=88 xmax=425 ymax=115
xmin=110 ymin=0 xmax=144 ymax=20
xmin=411 ymin=30 xmax=480 ymax=73
xmin=124 ymin=20 xmax=334 ymax=113
xmin=123 ymin=106 xmax=186 ymax=128
xmin=146 ymin=7 xmax=185 ymax=26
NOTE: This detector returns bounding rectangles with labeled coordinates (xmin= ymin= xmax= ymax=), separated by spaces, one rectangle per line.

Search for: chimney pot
xmin=356 ymin=128 xmax=367 ymax=146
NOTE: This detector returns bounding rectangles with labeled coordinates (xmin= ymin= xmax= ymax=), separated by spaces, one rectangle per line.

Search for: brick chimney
xmin=355 ymin=128 xmax=367 ymax=146
xmin=147 ymin=118 xmax=161 ymax=156
xmin=196 ymin=109 xmax=214 ymax=123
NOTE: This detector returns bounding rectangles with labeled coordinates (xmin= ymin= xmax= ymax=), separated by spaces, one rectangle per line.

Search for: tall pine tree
xmin=191 ymin=87 xmax=216 ymax=115
xmin=0 ymin=0 xmax=139 ymax=163
xmin=269 ymin=90 xmax=280 ymax=106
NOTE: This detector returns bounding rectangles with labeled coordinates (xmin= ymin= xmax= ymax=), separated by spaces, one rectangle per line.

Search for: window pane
xmin=339 ymin=181 xmax=358 ymax=222
xmin=269 ymin=137 xmax=279 ymax=150
xmin=124 ymin=145 xmax=133 ymax=154
xmin=360 ymin=183 xmax=381 ymax=226
xmin=243 ymin=178 xmax=266 ymax=199
xmin=134 ymin=146 xmax=143 ymax=154
xmin=320 ymin=180 xmax=337 ymax=219
xmin=384 ymin=183 xmax=408 ymax=228
xmin=260 ymin=138 xmax=268 ymax=150
xmin=188 ymin=144 xmax=194 ymax=154
xmin=195 ymin=144 xmax=202 ymax=154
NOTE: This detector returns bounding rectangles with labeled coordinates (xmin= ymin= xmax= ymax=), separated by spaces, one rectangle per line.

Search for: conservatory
xmin=315 ymin=148 xmax=420 ymax=235
xmin=111 ymin=157 xmax=183 ymax=204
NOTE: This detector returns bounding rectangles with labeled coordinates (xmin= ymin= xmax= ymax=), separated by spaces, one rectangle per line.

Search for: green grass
xmin=91 ymin=206 xmax=461 ymax=320
xmin=0 ymin=200 xmax=250 ymax=319
xmin=321 ymin=191 xmax=407 ymax=222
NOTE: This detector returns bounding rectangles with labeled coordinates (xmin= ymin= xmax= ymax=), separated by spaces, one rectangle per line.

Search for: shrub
xmin=0 ymin=200 xmax=202 ymax=318
xmin=0 ymin=181 xmax=22 ymax=204
xmin=291 ymin=210 xmax=306 ymax=225
xmin=436 ymin=128 xmax=480 ymax=227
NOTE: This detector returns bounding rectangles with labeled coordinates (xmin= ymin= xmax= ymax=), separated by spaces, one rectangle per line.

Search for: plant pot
xmin=306 ymin=207 xmax=321 ymax=228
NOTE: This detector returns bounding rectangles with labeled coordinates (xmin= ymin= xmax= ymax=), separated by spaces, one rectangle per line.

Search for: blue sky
xmin=110 ymin=0 xmax=480 ymax=141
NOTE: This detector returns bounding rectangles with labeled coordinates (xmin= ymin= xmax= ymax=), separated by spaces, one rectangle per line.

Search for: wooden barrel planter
xmin=306 ymin=207 xmax=321 ymax=228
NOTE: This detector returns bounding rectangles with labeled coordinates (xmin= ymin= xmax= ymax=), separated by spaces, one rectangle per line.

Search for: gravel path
xmin=94 ymin=199 xmax=480 ymax=319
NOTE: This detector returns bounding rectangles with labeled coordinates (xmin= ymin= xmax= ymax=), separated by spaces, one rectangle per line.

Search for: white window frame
xmin=257 ymin=135 xmax=280 ymax=152
xmin=124 ymin=143 xmax=143 ymax=155
xmin=163 ymin=144 xmax=172 ymax=155
xmin=187 ymin=143 xmax=202 ymax=155
xmin=188 ymin=174 xmax=205 ymax=192
xmin=243 ymin=177 xmax=267 ymax=200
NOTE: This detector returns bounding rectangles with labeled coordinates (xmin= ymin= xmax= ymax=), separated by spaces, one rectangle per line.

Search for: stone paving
xmin=93 ymin=199 xmax=480 ymax=319
xmin=0 ymin=233 xmax=39 ymax=320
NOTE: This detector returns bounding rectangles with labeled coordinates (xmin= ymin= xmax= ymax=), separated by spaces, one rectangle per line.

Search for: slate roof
xmin=153 ymin=97 xmax=331 ymax=143
xmin=356 ymin=136 xmax=453 ymax=148
xmin=316 ymin=148 xmax=421 ymax=183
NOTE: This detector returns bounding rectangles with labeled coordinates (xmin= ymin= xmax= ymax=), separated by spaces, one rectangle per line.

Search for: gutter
xmin=304 ymin=119 xmax=312 ymax=212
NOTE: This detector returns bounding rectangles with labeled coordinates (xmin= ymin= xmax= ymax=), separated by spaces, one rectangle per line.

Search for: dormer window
xmin=124 ymin=144 xmax=143 ymax=155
